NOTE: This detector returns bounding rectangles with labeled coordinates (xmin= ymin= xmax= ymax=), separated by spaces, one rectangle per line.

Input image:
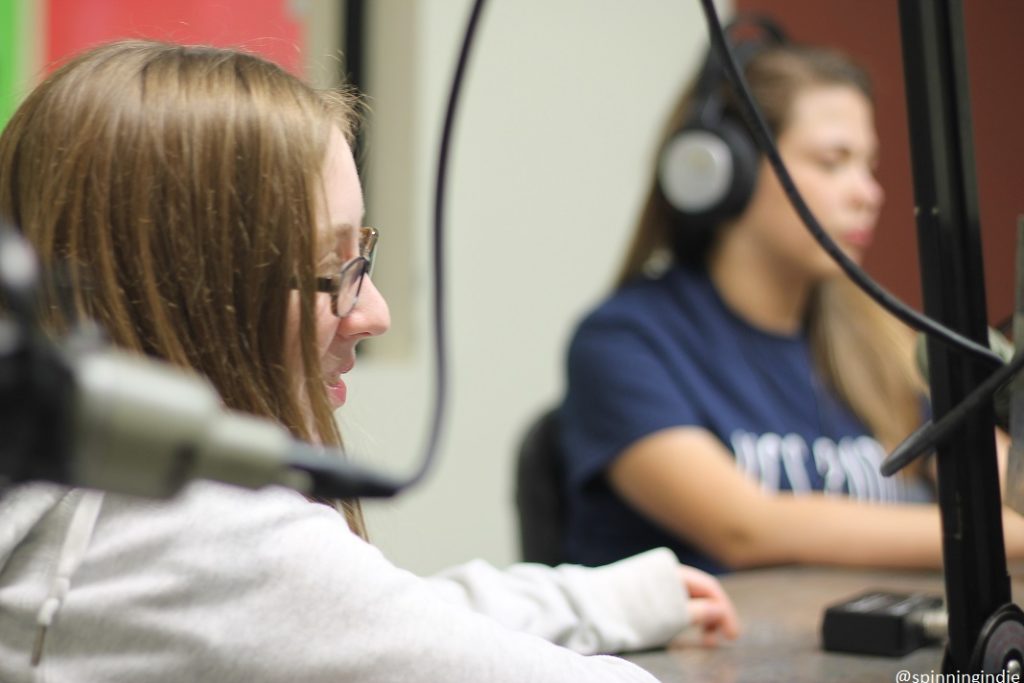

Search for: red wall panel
xmin=46 ymin=0 xmax=304 ymax=75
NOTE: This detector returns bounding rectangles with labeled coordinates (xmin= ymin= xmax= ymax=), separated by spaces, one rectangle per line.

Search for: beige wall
xmin=323 ymin=0 xmax=727 ymax=574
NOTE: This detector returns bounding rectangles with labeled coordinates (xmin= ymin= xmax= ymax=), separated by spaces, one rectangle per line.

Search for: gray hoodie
xmin=0 ymin=480 xmax=689 ymax=682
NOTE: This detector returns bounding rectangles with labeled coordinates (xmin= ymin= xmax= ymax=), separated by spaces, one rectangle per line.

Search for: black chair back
xmin=514 ymin=408 xmax=566 ymax=566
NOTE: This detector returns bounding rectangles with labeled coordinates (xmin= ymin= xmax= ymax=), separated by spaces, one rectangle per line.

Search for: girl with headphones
xmin=558 ymin=22 xmax=1024 ymax=574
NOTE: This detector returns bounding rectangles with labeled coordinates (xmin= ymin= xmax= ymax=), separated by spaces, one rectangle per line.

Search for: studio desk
xmin=626 ymin=564 xmax=1024 ymax=683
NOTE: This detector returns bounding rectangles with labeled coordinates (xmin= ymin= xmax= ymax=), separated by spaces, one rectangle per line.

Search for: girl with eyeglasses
xmin=0 ymin=40 xmax=737 ymax=682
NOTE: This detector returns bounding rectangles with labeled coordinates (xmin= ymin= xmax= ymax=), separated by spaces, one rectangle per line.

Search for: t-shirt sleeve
xmin=560 ymin=311 xmax=702 ymax=489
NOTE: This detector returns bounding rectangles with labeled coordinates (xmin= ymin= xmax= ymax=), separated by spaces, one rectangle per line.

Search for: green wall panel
xmin=0 ymin=0 xmax=25 ymax=129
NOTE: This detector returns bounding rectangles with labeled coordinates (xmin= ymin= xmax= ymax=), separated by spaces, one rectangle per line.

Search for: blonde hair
xmin=618 ymin=44 xmax=922 ymax=451
xmin=0 ymin=40 xmax=368 ymax=533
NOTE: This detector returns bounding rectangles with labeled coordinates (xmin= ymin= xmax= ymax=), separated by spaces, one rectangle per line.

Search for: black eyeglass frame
xmin=312 ymin=226 xmax=378 ymax=318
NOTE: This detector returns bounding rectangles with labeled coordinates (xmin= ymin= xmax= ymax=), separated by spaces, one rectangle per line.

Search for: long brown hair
xmin=617 ymin=44 xmax=922 ymax=451
xmin=0 ymin=40 xmax=368 ymax=534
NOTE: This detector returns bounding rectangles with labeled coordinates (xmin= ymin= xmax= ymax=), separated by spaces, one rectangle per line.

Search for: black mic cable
xmin=402 ymin=0 xmax=488 ymax=493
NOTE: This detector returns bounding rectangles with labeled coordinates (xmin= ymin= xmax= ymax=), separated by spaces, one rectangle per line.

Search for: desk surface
xmin=627 ymin=565 xmax=1020 ymax=683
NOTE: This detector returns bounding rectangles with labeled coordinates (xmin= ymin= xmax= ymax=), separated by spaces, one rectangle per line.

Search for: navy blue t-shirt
xmin=558 ymin=265 xmax=932 ymax=574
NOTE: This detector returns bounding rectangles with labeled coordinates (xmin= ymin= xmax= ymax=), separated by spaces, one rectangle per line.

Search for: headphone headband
xmin=691 ymin=16 xmax=787 ymax=119
xmin=657 ymin=15 xmax=788 ymax=246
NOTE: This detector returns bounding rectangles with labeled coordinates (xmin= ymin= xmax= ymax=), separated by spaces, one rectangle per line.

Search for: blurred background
xmin=2 ymin=0 xmax=1021 ymax=574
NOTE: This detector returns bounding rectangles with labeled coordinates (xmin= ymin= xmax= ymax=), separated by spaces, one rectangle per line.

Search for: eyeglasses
xmin=313 ymin=226 xmax=378 ymax=318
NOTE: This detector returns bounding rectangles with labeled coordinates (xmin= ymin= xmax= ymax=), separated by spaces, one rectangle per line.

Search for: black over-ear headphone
xmin=657 ymin=16 xmax=788 ymax=234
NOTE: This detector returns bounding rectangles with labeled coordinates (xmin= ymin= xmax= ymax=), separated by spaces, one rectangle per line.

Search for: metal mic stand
xmin=897 ymin=0 xmax=1024 ymax=673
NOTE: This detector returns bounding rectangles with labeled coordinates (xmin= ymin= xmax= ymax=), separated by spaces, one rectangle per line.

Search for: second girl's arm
xmin=607 ymin=426 xmax=1024 ymax=570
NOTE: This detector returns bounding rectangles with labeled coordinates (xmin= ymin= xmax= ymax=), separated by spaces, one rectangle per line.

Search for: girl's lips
xmin=841 ymin=228 xmax=874 ymax=249
xmin=324 ymin=358 xmax=354 ymax=407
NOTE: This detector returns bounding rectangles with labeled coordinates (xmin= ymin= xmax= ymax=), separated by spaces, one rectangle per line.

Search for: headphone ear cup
xmin=658 ymin=118 xmax=760 ymax=229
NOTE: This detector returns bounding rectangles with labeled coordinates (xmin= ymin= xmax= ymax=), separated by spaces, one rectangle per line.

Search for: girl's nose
xmin=855 ymin=168 xmax=885 ymax=212
xmin=342 ymin=276 xmax=390 ymax=339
